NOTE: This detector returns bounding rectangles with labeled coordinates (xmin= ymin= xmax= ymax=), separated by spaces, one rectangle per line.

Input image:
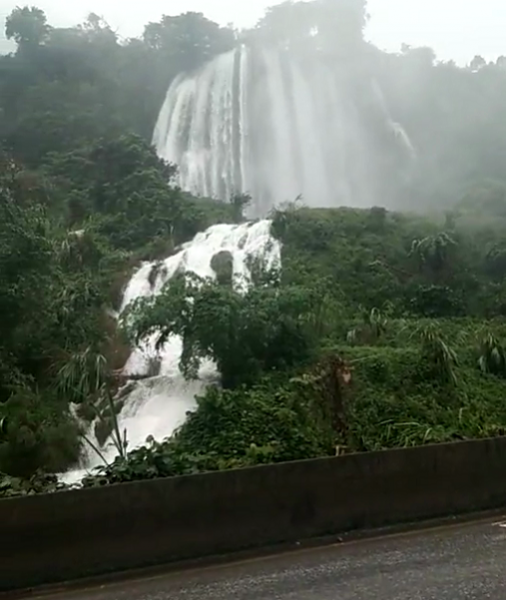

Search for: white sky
xmin=1 ymin=0 xmax=506 ymax=63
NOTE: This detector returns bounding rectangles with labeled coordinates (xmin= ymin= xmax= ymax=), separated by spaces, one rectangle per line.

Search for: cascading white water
xmin=62 ymin=45 xmax=415 ymax=485
xmin=153 ymin=45 xmax=415 ymax=215
xmin=62 ymin=220 xmax=281 ymax=483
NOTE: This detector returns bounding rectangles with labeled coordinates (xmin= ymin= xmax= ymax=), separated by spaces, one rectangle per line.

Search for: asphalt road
xmin=36 ymin=517 xmax=506 ymax=600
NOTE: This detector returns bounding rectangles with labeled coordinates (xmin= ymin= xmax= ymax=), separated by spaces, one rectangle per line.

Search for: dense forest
xmin=2 ymin=0 xmax=506 ymax=495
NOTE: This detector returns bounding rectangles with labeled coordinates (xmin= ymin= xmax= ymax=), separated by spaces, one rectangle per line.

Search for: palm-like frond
xmin=420 ymin=323 xmax=459 ymax=386
xmin=478 ymin=332 xmax=506 ymax=376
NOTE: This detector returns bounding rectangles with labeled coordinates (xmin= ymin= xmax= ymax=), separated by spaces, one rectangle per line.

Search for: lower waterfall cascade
xmin=62 ymin=220 xmax=281 ymax=484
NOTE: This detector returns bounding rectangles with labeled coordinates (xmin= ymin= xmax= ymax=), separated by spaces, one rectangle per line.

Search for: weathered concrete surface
xmin=32 ymin=517 xmax=506 ymax=600
xmin=3 ymin=437 xmax=506 ymax=591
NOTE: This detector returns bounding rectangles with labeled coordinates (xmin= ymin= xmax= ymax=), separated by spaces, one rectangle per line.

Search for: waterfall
xmin=61 ymin=46 xmax=417 ymax=484
xmin=62 ymin=220 xmax=281 ymax=484
xmin=153 ymin=45 xmax=415 ymax=215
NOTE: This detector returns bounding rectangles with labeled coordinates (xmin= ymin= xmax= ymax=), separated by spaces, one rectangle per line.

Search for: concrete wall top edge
xmin=1 ymin=436 xmax=505 ymax=509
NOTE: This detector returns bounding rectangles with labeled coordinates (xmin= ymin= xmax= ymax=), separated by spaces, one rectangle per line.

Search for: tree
xmin=44 ymin=134 xmax=187 ymax=250
xmin=409 ymin=285 xmax=465 ymax=318
xmin=470 ymin=55 xmax=486 ymax=72
xmin=419 ymin=324 xmax=459 ymax=387
xmin=485 ymin=242 xmax=506 ymax=279
xmin=347 ymin=306 xmax=388 ymax=344
xmin=143 ymin=12 xmax=235 ymax=76
xmin=5 ymin=6 xmax=50 ymax=49
xmin=230 ymin=192 xmax=251 ymax=223
xmin=410 ymin=232 xmax=457 ymax=280
xmin=497 ymin=56 xmax=506 ymax=69
xmin=125 ymin=272 xmax=320 ymax=388
xmin=477 ymin=333 xmax=506 ymax=377
xmin=0 ymin=387 xmax=80 ymax=477
xmin=0 ymin=156 xmax=54 ymax=364
xmin=0 ymin=150 xmax=129 ymax=476
xmin=55 ymin=346 xmax=128 ymax=461
xmin=252 ymin=0 xmax=367 ymax=54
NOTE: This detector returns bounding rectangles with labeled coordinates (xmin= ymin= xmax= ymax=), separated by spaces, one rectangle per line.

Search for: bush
xmin=0 ymin=388 xmax=81 ymax=477
xmin=125 ymin=272 xmax=321 ymax=388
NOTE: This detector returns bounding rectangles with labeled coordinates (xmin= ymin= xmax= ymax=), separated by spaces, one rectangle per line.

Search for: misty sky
xmin=1 ymin=0 xmax=506 ymax=63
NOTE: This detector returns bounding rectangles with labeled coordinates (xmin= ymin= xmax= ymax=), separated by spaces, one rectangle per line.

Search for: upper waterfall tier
xmin=153 ymin=45 xmax=414 ymax=216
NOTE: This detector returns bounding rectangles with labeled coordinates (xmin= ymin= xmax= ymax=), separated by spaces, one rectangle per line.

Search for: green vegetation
xmin=0 ymin=7 xmax=236 ymax=490
xmin=125 ymin=269 xmax=320 ymax=388
xmin=85 ymin=205 xmax=506 ymax=486
xmin=2 ymin=0 xmax=506 ymax=495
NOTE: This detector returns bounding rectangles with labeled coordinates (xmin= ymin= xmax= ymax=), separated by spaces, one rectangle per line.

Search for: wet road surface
xmin=36 ymin=517 xmax=506 ymax=600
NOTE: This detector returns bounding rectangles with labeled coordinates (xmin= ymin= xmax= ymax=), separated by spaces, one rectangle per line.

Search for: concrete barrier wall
xmin=2 ymin=437 xmax=506 ymax=591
